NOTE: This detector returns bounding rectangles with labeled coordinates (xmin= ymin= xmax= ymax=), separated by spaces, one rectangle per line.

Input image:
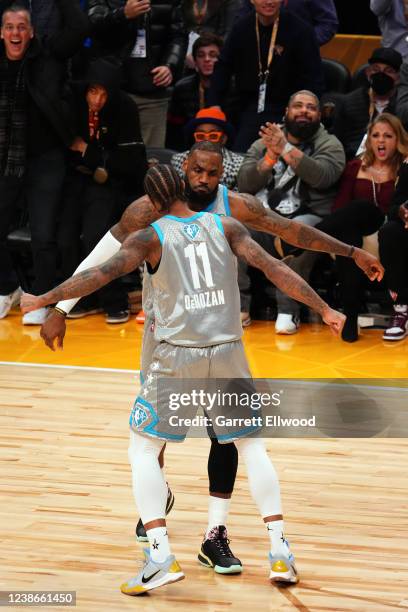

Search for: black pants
xmin=233 ymin=103 xmax=285 ymax=153
xmin=0 ymin=148 xmax=66 ymax=295
xmin=316 ymin=200 xmax=385 ymax=314
xmin=57 ymin=172 xmax=128 ymax=313
xmin=379 ymin=219 xmax=408 ymax=304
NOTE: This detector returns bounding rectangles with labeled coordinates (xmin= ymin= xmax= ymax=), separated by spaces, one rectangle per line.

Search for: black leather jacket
xmin=0 ymin=0 xmax=88 ymax=147
xmin=88 ymin=0 xmax=187 ymax=95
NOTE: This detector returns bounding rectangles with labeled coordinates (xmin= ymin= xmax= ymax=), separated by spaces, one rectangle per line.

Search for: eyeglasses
xmin=194 ymin=130 xmax=224 ymax=143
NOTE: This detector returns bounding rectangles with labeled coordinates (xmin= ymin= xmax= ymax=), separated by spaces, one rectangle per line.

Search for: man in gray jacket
xmin=237 ymin=90 xmax=345 ymax=333
xmin=371 ymin=0 xmax=408 ymax=60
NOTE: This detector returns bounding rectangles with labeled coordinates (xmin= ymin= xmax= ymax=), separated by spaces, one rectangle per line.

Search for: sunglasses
xmin=194 ymin=130 xmax=224 ymax=143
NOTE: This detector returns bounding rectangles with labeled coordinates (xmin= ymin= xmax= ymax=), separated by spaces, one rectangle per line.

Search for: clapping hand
xmin=259 ymin=122 xmax=287 ymax=156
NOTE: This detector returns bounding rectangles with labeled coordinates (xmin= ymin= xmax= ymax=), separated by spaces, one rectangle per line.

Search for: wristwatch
xmin=282 ymin=142 xmax=295 ymax=156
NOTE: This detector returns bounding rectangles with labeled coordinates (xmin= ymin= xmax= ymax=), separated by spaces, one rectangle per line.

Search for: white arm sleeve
xmin=57 ymin=231 xmax=122 ymax=314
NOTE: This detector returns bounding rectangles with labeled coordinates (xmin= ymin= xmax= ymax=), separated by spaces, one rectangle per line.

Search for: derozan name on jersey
xmin=184 ymin=289 xmax=225 ymax=310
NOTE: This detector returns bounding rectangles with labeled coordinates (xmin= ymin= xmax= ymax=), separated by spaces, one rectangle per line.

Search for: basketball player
xmin=21 ymin=164 xmax=346 ymax=593
xmin=36 ymin=142 xmax=383 ymax=575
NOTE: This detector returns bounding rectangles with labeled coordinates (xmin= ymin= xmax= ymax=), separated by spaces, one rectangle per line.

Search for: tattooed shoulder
xmin=118 ymin=196 xmax=160 ymax=238
xmin=126 ymin=226 xmax=157 ymax=247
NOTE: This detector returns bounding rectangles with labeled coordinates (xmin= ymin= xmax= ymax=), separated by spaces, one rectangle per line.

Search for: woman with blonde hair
xmin=314 ymin=113 xmax=408 ymax=341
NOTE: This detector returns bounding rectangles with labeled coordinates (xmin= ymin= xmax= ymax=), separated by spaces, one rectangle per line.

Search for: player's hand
xmin=151 ymin=65 xmax=173 ymax=87
xmin=40 ymin=309 xmax=66 ymax=352
xmin=352 ymin=248 xmax=384 ymax=281
xmin=124 ymin=0 xmax=150 ymax=19
xmin=20 ymin=292 xmax=45 ymax=314
xmin=321 ymin=306 xmax=346 ymax=336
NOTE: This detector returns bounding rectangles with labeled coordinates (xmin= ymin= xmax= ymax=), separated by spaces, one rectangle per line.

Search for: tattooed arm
xmin=21 ymin=228 xmax=159 ymax=313
xmin=111 ymin=195 xmax=162 ymax=242
xmin=228 ymin=192 xmax=384 ymax=281
xmin=222 ymin=217 xmax=345 ymax=334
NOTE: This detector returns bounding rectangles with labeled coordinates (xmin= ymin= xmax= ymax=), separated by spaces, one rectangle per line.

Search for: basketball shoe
xmin=198 ymin=525 xmax=242 ymax=574
xmin=135 ymin=486 xmax=175 ymax=542
xmin=121 ymin=549 xmax=184 ymax=595
xmin=269 ymin=539 xmax=298 ymax=584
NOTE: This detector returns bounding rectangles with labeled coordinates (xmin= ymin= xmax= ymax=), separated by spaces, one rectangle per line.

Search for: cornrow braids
xmin=144 ymin=163 xmax=186 ymax=212
xmin=190 ymin=141 xmax=224 ymax=159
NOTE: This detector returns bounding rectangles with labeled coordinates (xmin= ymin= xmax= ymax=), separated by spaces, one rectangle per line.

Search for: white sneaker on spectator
xmin=22 ymin=307 xmax=48 ymax=325
xmin=275 ymin=313 xmax=300 ymax=335
xmin=0 ymin=287 xmax=22 ymax=319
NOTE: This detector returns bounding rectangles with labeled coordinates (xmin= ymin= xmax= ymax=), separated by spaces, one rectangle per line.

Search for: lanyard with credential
xmin=255 ymin=14 xmax=279 ymax=114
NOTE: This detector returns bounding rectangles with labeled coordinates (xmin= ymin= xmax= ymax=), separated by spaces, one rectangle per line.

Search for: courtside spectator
xmin=371 ymin=0 xmax=408 ymax=60
xmin=88 ymin=0 xmax=188 ymax=148
xmin=207 ymin=0 xmax=323 ymax=151
xmin=167 ymin=32 xmax=223 ymax=150
xmin=237 ymin=90 xmax=345 ymax=333
xmin=238 ymin=0 xmax=338 ymax=46
xmin=171 ymin=107 xmax=244 ymax=189
xmin=58 ymin=59 xmax=147 ymax=324
xmin=334 ymin=47 xmax=403 ymax=160
xmin=0 ymin=2 xmax=87 ymax=324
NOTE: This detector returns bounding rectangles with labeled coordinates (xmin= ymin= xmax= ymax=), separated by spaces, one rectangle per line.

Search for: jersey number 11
xmin=184 ymin=243 xmax=215 ymax=290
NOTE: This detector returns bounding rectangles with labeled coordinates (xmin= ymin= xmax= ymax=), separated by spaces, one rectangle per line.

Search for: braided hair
xmin=144 ymin=164 xmax=186 ymax=212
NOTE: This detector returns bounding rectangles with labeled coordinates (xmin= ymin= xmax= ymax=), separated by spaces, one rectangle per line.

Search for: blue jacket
xmin=238 ymin=0 xmax=338 ymax=46
xmin=208 ymin=8 xmax=323 ymax=112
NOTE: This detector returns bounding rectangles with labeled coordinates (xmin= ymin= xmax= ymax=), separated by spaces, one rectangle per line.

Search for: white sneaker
xmin=0 ymin=287 xmax=22 ymax=319
xmin=269 ymin=541 xmax=298 ymax=584
xmin=22 ymin=307 xmax=48 ymax=325
xmin=275 ymin=313 xmax=300 ymax=335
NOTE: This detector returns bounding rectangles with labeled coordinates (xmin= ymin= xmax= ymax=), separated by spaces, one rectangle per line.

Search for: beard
xmin=184 ymin=181 xmax=219 ymax=211
xmin=284 ymin=117 xmax=320 ymax=141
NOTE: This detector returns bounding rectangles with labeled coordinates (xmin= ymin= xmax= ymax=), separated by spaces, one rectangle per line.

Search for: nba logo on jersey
xmin=132 ymin=404 xmax=149 ymax=427
xmin=183 ymin=224 xmax=200 ymax=240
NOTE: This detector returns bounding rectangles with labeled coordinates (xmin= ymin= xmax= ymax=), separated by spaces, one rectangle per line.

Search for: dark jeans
xmin=379 ymin=219 xmax=408 ymax=304
xmin=57 ymin=172 xmax=128 ymax=313
xmin=317 ymin=200 xmax=385 ymax=314
xmin=0 ymin=148 xmax=66 ymax=295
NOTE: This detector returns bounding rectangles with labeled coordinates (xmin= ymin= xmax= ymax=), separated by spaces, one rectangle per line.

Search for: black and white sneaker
xmin=66 ymin=306 xmax=102 ymax=319
xmin=383 ymin=305 xmax=408 ymax=341
xmin=198 ymin=525 xmax=242 ymax=574
xmin=105 ymin=310 xmax=130 ymax=324
xmin=135 ymin=486 xmax=175 ymax=542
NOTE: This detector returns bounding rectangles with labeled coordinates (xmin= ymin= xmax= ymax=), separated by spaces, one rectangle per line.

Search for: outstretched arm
xmin=223 ymin=217 xmax=345 ymax=334
xmin=229 ymin=192 xmax=384 ymax=281
xmin=21 ymin=228 xmax=157 ymax=313
xmin=39 ymin=196 xmax=160 ymax=350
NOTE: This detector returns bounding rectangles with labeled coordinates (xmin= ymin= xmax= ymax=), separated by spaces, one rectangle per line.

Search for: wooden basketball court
xmin=1 ymin=309 xmax=407 ymax=611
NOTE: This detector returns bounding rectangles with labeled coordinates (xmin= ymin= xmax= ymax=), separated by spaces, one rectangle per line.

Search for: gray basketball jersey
xmin=149 ymin=211 xmax=242 ymax=347
xmin=142 ymin=184 xmax=231 ymax=315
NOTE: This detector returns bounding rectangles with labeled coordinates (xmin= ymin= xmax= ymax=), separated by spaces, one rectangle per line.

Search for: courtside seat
xmin=351 ymin=63 xmax=369 ymax=90
xmin=322 ymin=58 xmax=351 ymax=94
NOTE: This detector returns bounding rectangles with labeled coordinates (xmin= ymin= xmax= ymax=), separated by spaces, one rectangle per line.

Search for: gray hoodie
xmin=237 ymin=125 xmax=345 ymax=217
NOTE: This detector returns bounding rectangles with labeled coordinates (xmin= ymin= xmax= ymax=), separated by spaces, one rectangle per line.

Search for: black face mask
xmin=370 ymin=72 xmax=395 ymax=96
xmin=184 ymin=181 xmax=218 ymax=211
xmin=284 ymin=118 xmax=320 ymax=141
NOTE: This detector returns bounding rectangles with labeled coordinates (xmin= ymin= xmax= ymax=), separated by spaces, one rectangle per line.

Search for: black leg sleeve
xmin=208 ymin=438 xmax=238 ymax=495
